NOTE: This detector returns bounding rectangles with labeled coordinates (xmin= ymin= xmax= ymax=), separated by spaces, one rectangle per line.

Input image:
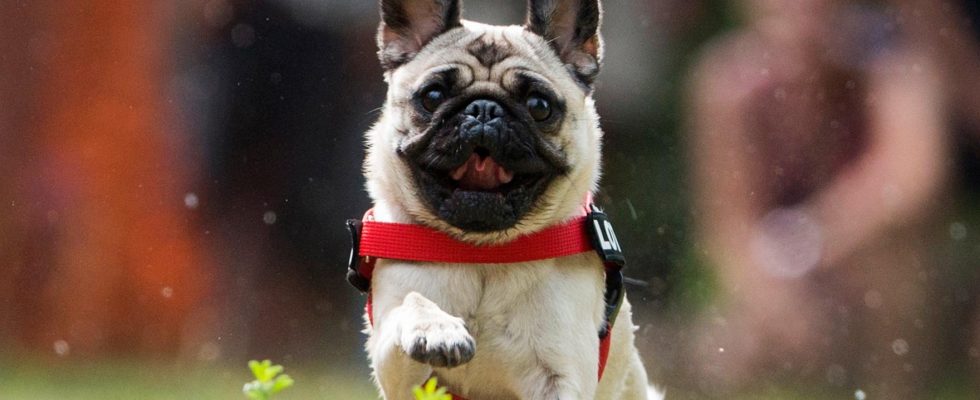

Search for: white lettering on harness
xmin=593 ymin=220 xmax=621 ymax=252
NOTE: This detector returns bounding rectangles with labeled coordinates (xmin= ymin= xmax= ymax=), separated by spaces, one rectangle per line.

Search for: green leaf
xmin=264 ymin=365 xmax=284 ymax=381
xmin=271 ymin=375 xmax=294 ymax=394
xmin=243 ymin=382 xmax=267 ymax=400
xmin=249 ymin=360 xmax=271 ymax=381
xmin=244 ymin=360 xmax=293 ymax=399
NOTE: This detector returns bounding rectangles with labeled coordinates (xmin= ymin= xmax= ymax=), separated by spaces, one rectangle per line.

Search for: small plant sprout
xmin=412 ymin=377 xmax=451 ymax=400
xmin=243 ymin=359 xmax=294 ymax=400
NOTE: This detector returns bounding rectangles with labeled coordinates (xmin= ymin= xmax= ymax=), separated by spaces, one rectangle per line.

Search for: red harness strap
xmin=348 ymin=207 xmax=622 ymax=399
xmin=360 ymin=211 xmax=593 ymax=268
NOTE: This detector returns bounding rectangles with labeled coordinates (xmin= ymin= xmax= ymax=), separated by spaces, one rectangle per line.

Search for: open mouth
xmin=400 ymin=95 xmax=568 ymax=232
xmin=451 ymin=147 xmax=514 ymax=191
xmin=412 ymin=145 xmax=557 ymax=232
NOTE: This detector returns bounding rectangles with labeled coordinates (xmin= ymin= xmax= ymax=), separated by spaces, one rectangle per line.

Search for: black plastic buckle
xmin=599 ymin=269 xmax=625 ymax=339
xmin=585 ymin=205 xmax=626 ymax=268
xmin=346 ymin=219 xmax=370 ymax=293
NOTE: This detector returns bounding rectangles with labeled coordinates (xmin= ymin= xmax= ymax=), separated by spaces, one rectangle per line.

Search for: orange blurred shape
xmin=0 ymin=1 xmax=210 ymax=357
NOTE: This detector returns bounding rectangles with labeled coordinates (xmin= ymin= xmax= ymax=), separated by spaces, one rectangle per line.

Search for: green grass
xmin=0 ymin=360 xmax=376 ymax=400
xmin=0 ymin=359 xmax=973 ymax=399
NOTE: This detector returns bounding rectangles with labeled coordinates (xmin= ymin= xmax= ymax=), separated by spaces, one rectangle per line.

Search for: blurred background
xmin=1 ymin=0 xmax=978 ymax=399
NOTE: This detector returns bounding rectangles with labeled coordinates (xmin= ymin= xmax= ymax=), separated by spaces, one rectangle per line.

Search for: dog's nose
xmin=460 ymin=99 xmax=506 ymax=150
xmin=463 ymin=99 xmax=505 ymax=123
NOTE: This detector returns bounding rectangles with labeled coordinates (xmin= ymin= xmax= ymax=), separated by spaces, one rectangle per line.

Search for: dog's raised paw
xmin=400 ymin=317 xmax=476 ymax=367
xmin=404 ymin=331 xmax=475 ymax=368
xmin=397 ymin=295 xmax=476 ymax=368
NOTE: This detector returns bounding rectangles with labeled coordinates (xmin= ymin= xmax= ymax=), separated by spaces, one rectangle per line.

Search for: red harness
xmin=346 ymin=204 xmax=625 ymax=399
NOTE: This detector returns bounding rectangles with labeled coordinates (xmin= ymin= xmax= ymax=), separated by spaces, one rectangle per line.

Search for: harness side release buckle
xmin=346 ymin=219 xmax=370 ymax=293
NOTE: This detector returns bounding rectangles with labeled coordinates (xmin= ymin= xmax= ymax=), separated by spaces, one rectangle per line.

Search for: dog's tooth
xmin=451 ymin=164 xmax=468 ymax=180
xmin=497 ymin=166 xmax=514 ymax=184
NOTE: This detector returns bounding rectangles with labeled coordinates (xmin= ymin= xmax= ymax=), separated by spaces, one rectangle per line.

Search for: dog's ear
xmin=378 ymin=0 xmax=463 ymax=70
xmin=525 ymin=0 xmax=602 ymax=87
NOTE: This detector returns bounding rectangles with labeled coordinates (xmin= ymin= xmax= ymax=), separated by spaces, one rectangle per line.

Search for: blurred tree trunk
xmin=0 ymin=1 xmax=210 ymax=357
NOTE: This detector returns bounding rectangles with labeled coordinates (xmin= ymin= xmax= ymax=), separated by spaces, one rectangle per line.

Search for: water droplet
xmin=881 ymin=184 xmax=901 ymax=210
xmin=161 ymin=286 xmax=174 ymax=298
xmin=773 ymin=87 xmax=787 ymax=101
xmin=198 ymin=342 xmax=221 ymax=362
xmin=864 ymin=290 xmax=883 ymax=309
xmin=231 ymin=23 xmax=256 ymax=48
xmin=950 ymin=222 xmax=967 ymax=241
xmin=624 ymin=198 xmax=638 ymax=220
xmin=718 ymin=347 xmax=725 ymax=353
xmin=53 ymin=340 xmax=70 ymax=356
xmin=892 ymin=338 xmax=909 ymax=356
xmin=184 ymin=193 xmax=200 ymax=210
xmin=854 ymin=389 xmax=866 ymax=400
xmin=203 ymin=0 xmax=233 ymax=28
xmin=750 ymin=208 xmax=824 ymax=278
xmin=263 ymin=211 xmax=277 ymax=225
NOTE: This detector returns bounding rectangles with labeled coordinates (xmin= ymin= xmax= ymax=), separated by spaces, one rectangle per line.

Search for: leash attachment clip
xmin=585 ymin=205 xmax=627 ymax=340
xmin=346 ymin=219 xmax=371 ymax=293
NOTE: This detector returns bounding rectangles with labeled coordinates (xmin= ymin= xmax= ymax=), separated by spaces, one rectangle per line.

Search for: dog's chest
xmin=432 ymin=265 xmax=551 ymax=399
xmin=385 ymin=255 xmax=604 ymax=398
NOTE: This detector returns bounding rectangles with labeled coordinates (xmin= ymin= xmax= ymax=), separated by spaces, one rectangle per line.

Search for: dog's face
xmin=365 ymin=0 xmax=604 ymax=243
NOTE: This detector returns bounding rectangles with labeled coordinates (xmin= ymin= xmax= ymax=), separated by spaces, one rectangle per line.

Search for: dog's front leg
xmin=514 ymin=330 xmax=599 ymax=400
xmin=505 ymin=263 xmax=604 ymax=400
xmin=369 ymin=291 xmax=475 ymax=400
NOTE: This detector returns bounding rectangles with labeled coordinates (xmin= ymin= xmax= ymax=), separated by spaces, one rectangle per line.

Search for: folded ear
xmin=525 ymin=0 xmax=602 ymax=87
xmin=378 ymin=0 xmax=463 ymax=70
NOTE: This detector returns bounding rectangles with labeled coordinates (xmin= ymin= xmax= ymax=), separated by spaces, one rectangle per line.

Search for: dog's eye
xmin=421 ymin=87 xmax=446 ymax=113
xmin=526 ymin=95 xmax=551 ymax=121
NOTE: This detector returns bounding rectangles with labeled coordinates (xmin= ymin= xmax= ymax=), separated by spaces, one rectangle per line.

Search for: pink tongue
xmin=451 ymin=153 xmax=515 ymax=190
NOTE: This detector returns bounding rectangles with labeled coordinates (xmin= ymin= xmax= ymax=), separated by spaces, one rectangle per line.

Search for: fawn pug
xmin=356 ymin=0 xmax=661 ymax=398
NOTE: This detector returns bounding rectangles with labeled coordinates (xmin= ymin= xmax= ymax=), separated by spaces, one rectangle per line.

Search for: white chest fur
xmin=368 ymin=248 xmax=616 ymax=395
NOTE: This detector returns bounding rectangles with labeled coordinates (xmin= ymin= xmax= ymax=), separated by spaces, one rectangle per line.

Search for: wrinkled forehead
xmin=389 ymin=22 xmax=571 ymax=94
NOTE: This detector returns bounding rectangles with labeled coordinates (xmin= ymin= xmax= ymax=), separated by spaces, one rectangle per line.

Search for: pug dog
xmin=359 ymin=0 xmax=662 ymax=399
